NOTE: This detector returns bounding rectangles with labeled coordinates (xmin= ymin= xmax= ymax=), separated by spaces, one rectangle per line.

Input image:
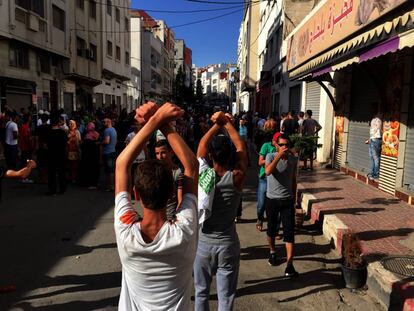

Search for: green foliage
xmin=173 ymin=65 xmax=195 ymax=106
xmin=289 ymin=134 xmax=322 ymax=158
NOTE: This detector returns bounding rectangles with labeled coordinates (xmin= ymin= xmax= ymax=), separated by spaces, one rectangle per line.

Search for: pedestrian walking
xmin=67 ymin=120 xmax=82 ymax=183
xmin=4 ymin=111 xmax=19 ymax=170
xmin=114 ymin=102 xmax=198 ymax=311
xmin=194 ymin=111 xmax=247 ymax=311
xmin=265 ymin=133 xmax=299 ymax=277
xmin=80 ymin=122 xmax=100 ymax=189
xmin=301 ymin=110 xmax=322 ymax=171
xmin=366 ymin=112 xmax=382 ymax=180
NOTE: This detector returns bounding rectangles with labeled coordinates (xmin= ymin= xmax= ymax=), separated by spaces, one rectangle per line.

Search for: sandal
xmin=256 ymin=220 xmax=263 ymax=232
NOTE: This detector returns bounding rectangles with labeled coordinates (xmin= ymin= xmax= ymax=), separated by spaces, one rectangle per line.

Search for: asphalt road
xmin=0 ymin=166 xmax=384 ymax=311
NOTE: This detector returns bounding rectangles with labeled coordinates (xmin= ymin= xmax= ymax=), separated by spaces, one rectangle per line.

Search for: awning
xmin=289 ymin=10 xmax=414 ymax=79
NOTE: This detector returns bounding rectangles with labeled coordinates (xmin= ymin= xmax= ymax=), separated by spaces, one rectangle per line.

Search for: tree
xmin=196 ymin=79 xmax=203 ymax=101
xmin=173 ymin=65 xmax=195 ymax=106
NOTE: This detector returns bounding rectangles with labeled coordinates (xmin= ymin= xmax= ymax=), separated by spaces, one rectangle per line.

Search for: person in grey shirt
xmin=194 ymin=111 xmax=247 ymax=311
xmin=265 ymin=133 xmax=299 ymax=277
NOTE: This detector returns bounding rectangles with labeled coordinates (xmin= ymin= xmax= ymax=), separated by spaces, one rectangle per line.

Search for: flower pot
xmin=341 ymin=264 xmax=367 ymax=289
xmin=295 ymin=208 xmax=305 ymax=227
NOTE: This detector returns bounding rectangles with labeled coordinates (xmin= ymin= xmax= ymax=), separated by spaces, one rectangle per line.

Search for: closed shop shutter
xmin=63 ymin=92 xmax=73 ymax=113
xmin=289 ymin=85 xmax=301 ymax=114
xmin=403 ymin=107 xmax=414 ymax=191
xmin=347 ymin=70 xmax=379 ymax=174
xmin=6 ymin=92 xmax=31 ymax=112
xmin=305 ymin=82 xmax=321 ymax=121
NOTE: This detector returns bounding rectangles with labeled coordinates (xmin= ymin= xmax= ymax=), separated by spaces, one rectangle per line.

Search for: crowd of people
xmin=0 ymin=102 xmax=322 ymax=310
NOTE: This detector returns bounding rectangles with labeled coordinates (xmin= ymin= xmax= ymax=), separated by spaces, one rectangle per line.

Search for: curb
xmin=299 ymin=191 xmax=414 ymax=310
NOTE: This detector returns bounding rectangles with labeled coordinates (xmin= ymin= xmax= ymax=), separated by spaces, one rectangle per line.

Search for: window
xmin=116 ymin=8 xmax=120 ymax=23
xmin=89 ymin=0 xmax=96 ymax=19
xmin=90 ymin=43 xmax=97 ymax=62
xmin=9 ymin=43 xmax=29 ymax=69
xmin=106 ymin=0 xmax=112 ymax=15
xmin=124 ymin=17 xmax=129 ymax=31
xmin=116 ymin=46 xmax=121 ymax=61
xmin=76 ymin=37 xmax=86 ymax=57
xmin=76 ymin=0 xmax=84 ymax=10
xmin=125 ymin=51 xmax=130 ymax=65
xmin=107 ymin=41 xmax=113 ymax=57
xmin=52 ymin=5 xmax=65 ymax=31
xmin=39 ymin=52 xmax=50 ymax=74
xmin=16 ymin=0 xmax=44 ymax=17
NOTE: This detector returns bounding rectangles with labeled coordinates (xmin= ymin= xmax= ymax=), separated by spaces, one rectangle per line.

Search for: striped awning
xmin=289 ymin=10 xmax=414 ymax=79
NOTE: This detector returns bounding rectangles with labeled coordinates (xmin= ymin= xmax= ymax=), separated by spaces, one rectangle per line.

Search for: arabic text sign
xmin=287 ymin=0 xmax=407 ymax=71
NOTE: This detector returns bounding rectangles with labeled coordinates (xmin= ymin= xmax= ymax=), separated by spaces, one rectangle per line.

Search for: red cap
xmin=272 ymin=132 xmax=281 ymax=142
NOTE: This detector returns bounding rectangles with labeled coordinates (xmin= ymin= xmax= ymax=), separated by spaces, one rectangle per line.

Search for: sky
xmin=131 ymin=0 xmax=244 ymax=67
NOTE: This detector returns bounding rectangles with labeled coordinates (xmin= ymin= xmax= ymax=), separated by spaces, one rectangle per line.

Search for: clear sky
xmin=131 ymin=0 xmax=244 ymax=67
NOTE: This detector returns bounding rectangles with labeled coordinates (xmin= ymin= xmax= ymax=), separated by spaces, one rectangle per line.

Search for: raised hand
xmin=135 ymin=102 xmax=158 ymax=125
xmin=211 ymin=111 xmax=227 ymax=126
xmin=225 ymin=113 xmax=234 ymax=125
xmin=154 ymin=102 xmax=184 ymax=125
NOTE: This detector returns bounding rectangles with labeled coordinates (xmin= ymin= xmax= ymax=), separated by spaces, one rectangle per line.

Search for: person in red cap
xmin=256 ymin=131 xmax=282 ymax=232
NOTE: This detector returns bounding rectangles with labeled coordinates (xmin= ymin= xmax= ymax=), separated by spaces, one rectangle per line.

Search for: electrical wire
xmin=71 ymin=6 xmax=246 ymax=33
xmin=186 ymin=0 xmax=260 ymax=4
xmin=91 ymin=0 xmax=247 ymax=13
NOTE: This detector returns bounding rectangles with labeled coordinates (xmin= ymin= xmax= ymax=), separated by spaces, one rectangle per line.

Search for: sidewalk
xmin=297 ymin=167 xmax=414 ymax=310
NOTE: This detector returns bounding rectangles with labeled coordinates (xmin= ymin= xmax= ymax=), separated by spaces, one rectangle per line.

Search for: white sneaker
xmin=22 ymin=179 xmax=34 ymax=184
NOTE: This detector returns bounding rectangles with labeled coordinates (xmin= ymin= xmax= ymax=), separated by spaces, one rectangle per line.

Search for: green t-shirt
xmin=259 ymin=142 xmax=276 ymax=178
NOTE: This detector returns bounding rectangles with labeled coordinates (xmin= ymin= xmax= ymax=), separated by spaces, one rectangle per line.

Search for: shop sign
xmin=382 ymin=120 xmax=399 ymax=157
xmin=287 ymin=0 xmax=407 ymax=71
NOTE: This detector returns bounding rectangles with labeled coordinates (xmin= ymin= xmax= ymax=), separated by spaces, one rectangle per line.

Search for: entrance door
xmin=289 ymin=85 xmax=301 ymax=114
xmin=63 ymin=92 xmax=73 ymax=114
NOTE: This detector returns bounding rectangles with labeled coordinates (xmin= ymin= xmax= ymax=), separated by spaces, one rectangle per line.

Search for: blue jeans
xmin=369 ymin=138 xmax=381 ymax=178
xmin=257 ymin=178 xmax=267 ymax=221
xmin=194 ymin=240 xmax=240 ymax=311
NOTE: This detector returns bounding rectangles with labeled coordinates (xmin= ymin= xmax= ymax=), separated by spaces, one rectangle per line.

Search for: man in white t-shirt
xmin=5 ymin=111 xmax=19 ymax=169
xmin=114 ymin=102 xmax=199 ymax=311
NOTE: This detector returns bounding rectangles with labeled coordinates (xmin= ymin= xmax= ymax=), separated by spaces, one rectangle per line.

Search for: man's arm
xmin=258 ymin=155 xmax=266 ymax=167
xmin=265 ymin=149 xmax=287 ymax=176
xmin=115 ymin=118 xmax=158 ymax=196
xmin=223 ymin=118 xmax=247 ymax=189
xmin=12 ymin=123 xmax=18 ymax=140
xmin=197 ymin=123 xmax=221 ymax=159
xmin=160 ymin=123 xmax=198 ymax=196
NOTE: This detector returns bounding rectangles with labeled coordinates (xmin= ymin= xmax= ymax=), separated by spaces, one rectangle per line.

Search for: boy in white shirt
xmin=114 ymin=102 xmax=198 ymax=311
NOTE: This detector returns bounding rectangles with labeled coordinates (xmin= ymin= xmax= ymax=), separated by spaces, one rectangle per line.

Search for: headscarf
xmin=84 ymin=122 xmax=100 ymax=141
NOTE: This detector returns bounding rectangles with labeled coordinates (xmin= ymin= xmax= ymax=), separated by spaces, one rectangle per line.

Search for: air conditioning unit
xmin=27 ymin=13 xmax=39 ymax=32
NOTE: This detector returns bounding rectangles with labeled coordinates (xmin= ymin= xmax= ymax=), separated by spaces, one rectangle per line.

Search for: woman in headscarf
xmin=80 ymin=122 xmax=100 ymax=189
xmin=67 ymin=120 xmax=82 ymax=183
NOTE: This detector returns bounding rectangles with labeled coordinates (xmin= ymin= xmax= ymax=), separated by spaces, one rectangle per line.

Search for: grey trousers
xmin=194 ymin=239 xmax=240 ymax=311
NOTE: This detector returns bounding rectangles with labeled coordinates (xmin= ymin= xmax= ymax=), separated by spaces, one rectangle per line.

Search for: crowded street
xmin=0 ymin=161 xmax=382 ymax=311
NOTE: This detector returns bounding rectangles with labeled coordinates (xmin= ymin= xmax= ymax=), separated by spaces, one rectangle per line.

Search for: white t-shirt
xmin=125 ymin=132 xmax=146 ymax=163
xmin=114 ymin=192 xmax=198 ymax=311
xmin=5 ymin=121 xmax=18 ymax=145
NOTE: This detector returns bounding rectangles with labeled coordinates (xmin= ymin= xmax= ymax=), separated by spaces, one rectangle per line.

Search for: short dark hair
xmin=134 ymin=159 xmax=174 ymax=210
xmin=299 ymin=111 xmax=305 ymax=118
xmin=155 ymin=139 xmax=171 ymax=150
xmin=50 ymin=113 xmax=60 ymax=126
xmin=306 ymin=110 xmax=313 ymax=117
xmin=209 ymin=135 xmax=232 ymax=167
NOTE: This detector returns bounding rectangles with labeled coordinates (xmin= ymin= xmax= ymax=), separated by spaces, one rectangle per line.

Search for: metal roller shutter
xmin=403 ymin=109 xmax=414 ymax=191
xmin=347 ymin=70 xmax=379 ymax=174
xmin=305 ymin=82 xmax=321 ymax=121
xmin=289 ymin=85 xmax=301 ymax=114
xmin=6 ymin=92 xmax=31 ymax=112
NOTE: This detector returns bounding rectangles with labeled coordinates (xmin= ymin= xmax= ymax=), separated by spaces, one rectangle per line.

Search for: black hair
xmin=154 ymin=139 xmax=172 ymax=150
xmin=208 ymin=135 xmax=232 ymax=167
xmin=306 ymin=110 xmax=313 ymax=117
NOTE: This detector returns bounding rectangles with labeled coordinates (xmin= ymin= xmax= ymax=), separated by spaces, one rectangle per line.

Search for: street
xmin=0 ymin=166 xmax=383 ymax=311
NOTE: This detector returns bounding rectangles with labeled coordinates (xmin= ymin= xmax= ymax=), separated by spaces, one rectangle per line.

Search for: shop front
xmin=286 ymin=0 xmax=414 ymax=200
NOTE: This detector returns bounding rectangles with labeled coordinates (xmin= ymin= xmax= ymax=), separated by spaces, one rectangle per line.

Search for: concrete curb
xmin=299 ymin=191 xmax=414 ymax=310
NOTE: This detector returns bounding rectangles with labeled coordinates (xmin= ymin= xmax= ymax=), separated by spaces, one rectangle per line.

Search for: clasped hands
xmin=135 ymin=102 xmax=184 ymax=126
xmin=210 ymin=111 xmax=233 ymax=126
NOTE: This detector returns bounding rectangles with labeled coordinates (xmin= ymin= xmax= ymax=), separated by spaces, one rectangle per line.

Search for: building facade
xmin=286 ymin=0 xmax=414 ymax=204
xmin=0 ymin=0 xmax=70 ymax=112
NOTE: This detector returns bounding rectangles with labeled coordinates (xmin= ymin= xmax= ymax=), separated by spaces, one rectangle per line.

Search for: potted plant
xmin=341 ymin=232 xmax=368 ymax=289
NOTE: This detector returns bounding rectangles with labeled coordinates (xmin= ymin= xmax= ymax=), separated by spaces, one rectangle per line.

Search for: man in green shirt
xmin=256 ymin=132 xmax=280 ymax=231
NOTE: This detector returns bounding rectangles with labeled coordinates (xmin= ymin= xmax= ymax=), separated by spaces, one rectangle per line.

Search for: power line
xmin=186 ymin=0 xmax=260 ymax=4
xmin=91 ymin=0 xmax=247 ymax=13
xmin=72 ymin=7 xmax=245 ymax=33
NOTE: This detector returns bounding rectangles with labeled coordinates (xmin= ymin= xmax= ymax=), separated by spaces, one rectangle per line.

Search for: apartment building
xmin=94 ymin=0 xmax=131 ymax=112
xmin=174 ymin=39 xmax=193 ymax=88
xmin=0 ymin=0 xmax=70 ymax=112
